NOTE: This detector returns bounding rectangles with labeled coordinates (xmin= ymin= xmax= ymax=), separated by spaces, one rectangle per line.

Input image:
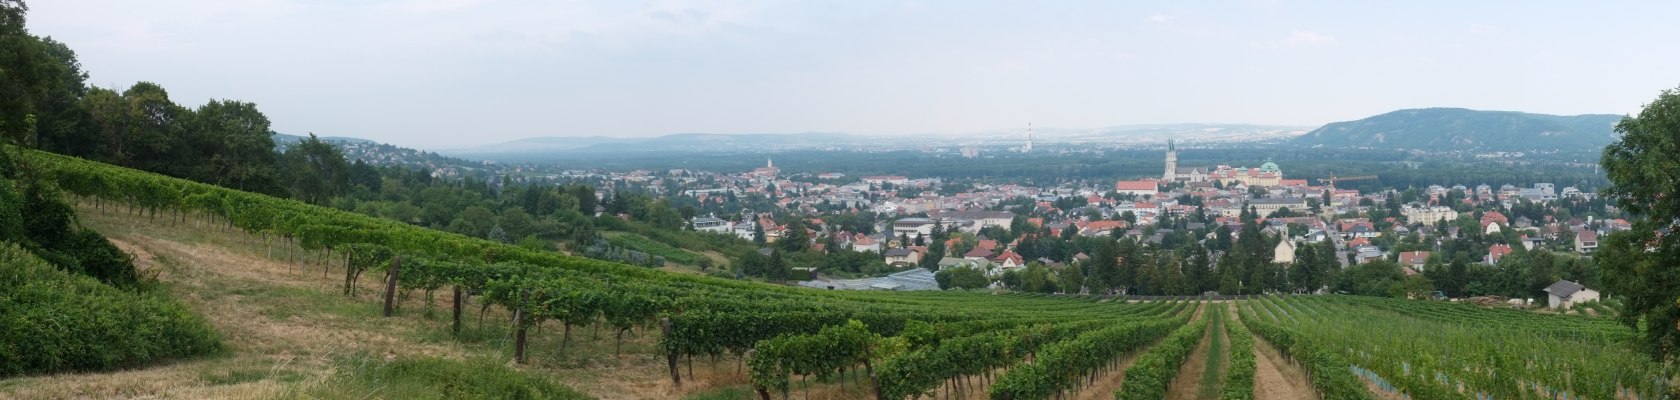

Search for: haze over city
xmin=27 ymin=1 xmax=1680 ymax=148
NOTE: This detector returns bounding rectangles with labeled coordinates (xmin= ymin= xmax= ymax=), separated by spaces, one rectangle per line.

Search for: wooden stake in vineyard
xmin=663 ymin=317 xmax=681 ymax=387
xmin=383 ymin=256 xmax=401 ymax=317
xmin=452 ymin=285 xmax=464 ymax=335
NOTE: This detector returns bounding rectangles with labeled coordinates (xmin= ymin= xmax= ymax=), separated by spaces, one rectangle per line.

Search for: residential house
xmin=1482 ymin=211 xmax=1509 ymax=235
xmin=1574 ymin=229 xmax=1598 ymax=254
xmin=1543 ymin=280 xmax=1601 ymax=309
xmin=1339 ymin=220 xmax=1379 ymax=239
xmin=850 ymin=235 xmax=881 ymax=253
xmin=994 ymin=250 xmax=1024 ymax=270
xmin=1485 ymin=244 xmax=1514 ymax=265
xmin=1519 ymin=234 xmax=1546 ymax=251
xmin=883 ymin=248 xmax=921 ymax=266
xmin=1399 ymin=251 xmax=1431 ymax=271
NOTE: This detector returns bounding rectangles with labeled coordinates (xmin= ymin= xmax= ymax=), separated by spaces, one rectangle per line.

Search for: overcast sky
xmin=25 ymin=0 xmax=1680 ymax=149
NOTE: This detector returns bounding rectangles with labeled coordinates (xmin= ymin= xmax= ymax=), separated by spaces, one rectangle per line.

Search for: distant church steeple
xmin=1163 ymin=139 xmax=1178 ymax=182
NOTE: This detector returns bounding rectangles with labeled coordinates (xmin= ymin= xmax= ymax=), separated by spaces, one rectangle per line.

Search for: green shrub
xmin=0 ymin=168 xmax=139 ymax=287
xmin=0 ymin=243 xmax=221 ymax=377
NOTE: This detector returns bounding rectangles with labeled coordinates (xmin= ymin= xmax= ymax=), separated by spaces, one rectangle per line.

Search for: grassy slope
xmin=0 ymin=206 xmax=743 ymax=399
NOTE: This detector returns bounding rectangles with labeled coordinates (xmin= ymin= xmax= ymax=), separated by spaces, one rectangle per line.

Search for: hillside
xmin=1293 ymin=108 xmax=1622 ymax=151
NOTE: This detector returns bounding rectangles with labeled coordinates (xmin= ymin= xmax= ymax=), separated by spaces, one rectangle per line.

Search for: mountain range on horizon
xmin=279 ymin=107 xmax=1626 ymax=160
xmin=1291 ymin=108 xmax=1623 ymax=152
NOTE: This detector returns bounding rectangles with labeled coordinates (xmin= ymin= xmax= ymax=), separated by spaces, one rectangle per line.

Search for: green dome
xmin=1259 ymin=159 xmax=1280 ymax=173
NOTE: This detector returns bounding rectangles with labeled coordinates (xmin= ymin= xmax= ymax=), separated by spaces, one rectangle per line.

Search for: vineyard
xmin=5 ymin=148 xmax=1677 ymax=399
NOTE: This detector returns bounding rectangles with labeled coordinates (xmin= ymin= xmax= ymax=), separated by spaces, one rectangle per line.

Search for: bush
xmin=0 ymin=171 xmax=139 ymax=288
xmin=0 ymin=243 xmax=221 ymax=377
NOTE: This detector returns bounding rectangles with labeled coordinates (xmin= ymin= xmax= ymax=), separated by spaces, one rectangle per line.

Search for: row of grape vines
xmin=1241 ymin=295 xmax=1676 ymax=400
xmin=21 ymin=148 xmax=1212 ymax=399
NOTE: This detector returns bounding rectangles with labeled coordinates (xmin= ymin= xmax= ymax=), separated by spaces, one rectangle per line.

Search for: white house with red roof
xmin=1399 ymin=251 xmax=1432 ymax=271
xmin=1482 ymin=211 xmax=1509 ymax=235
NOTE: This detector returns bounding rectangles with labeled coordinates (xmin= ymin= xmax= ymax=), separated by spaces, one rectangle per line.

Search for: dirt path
xmin=1071 ymin=344 xmax=1150 ymax=400
xmin=1227 ymin=302 xmax=1318 ymax=400
xmin=1072 ymin=302 xmax=1206 ymax=400
xmin=1358 ymin=375 xmax=1409 ymax=400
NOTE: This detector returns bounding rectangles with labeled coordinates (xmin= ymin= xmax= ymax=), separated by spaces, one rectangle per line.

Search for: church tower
xmin=1163 ymin=139 xmax=1177 ymax=181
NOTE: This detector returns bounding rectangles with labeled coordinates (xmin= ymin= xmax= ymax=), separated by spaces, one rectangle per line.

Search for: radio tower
xmin=1024 ymin=123 xmax=1034 ymax=153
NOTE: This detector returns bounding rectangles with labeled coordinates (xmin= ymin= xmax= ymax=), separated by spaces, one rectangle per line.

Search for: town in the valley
xmin=561 ymin=141 xmax=1611 ymax=310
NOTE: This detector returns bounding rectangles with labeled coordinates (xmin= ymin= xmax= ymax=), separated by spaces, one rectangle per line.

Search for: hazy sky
xmin=25 ymin=0 xmax=1680 ymax=149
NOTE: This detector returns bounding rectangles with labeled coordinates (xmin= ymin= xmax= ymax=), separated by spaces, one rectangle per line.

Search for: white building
xmin=891 ymin=218 xmax=937 ymax=237
xmin=1273 ymin=239 xmax=1296 ymax=264
xmin=691 ymin=217 xmax=732 ymax=234
xmin=1401 ymin=204 xmax=1458 ymax=224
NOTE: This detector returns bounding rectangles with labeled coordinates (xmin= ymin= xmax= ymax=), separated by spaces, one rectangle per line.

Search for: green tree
xmin=752 ymin=222 xmax=767 ymax=246
xmin=1088 ymin=240 xmax=1119 ymax=295
xmin=779 ymin=218 xmax=809 ymax=253
xmin=1183 ymin=242 xmax=1212 ymax=294
xmin=278 ymin=134 xmax=350 ymax=205
xmin=920 ymin=238 xmax=946 ymax=271
xmin=191 ymin=99 xmax=279 ymax=193
xmin=935 ymin=266 xmax=989 ymax=290
xmin=1059 ymin=265 xmax=1085 ymax=294
xmin=1600 ymin=85 xmax=1680 ymax=361
xmin=767 ymin=249 xmax=789 ymax=282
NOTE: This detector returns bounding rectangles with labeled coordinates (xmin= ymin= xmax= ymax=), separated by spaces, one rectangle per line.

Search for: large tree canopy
xmin=1599 ymin=85 xmax=1680 ymax=361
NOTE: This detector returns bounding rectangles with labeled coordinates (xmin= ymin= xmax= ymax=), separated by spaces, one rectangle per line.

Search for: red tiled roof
xmin=1114 ymin=180 xmax=1158 ymax=191
xmin=1399 ymin=251 xmax=1431 ymax=266
xmin=1488 ymin=244 xmax=1514 ymax=263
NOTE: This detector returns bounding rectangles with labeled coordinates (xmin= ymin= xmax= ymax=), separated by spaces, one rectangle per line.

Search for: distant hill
xmin=443 ymin=124 xmax=1310 ymax=162
xmin=1293 ymin=108 xmax=1623 ymax=151
xmin=442 ymin=132 xmax=865 ymax=160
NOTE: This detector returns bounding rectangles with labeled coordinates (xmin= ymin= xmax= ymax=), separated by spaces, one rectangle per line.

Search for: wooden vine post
xmin=662 ymin=317 xmax=681 ymax=386
xmin=383 ymin=256 xmax=401 ymax=317
xmin=451 ymin=285 xmax=464 ymax=335
xmin=515 ymin=290 xmax=530 ymax=364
